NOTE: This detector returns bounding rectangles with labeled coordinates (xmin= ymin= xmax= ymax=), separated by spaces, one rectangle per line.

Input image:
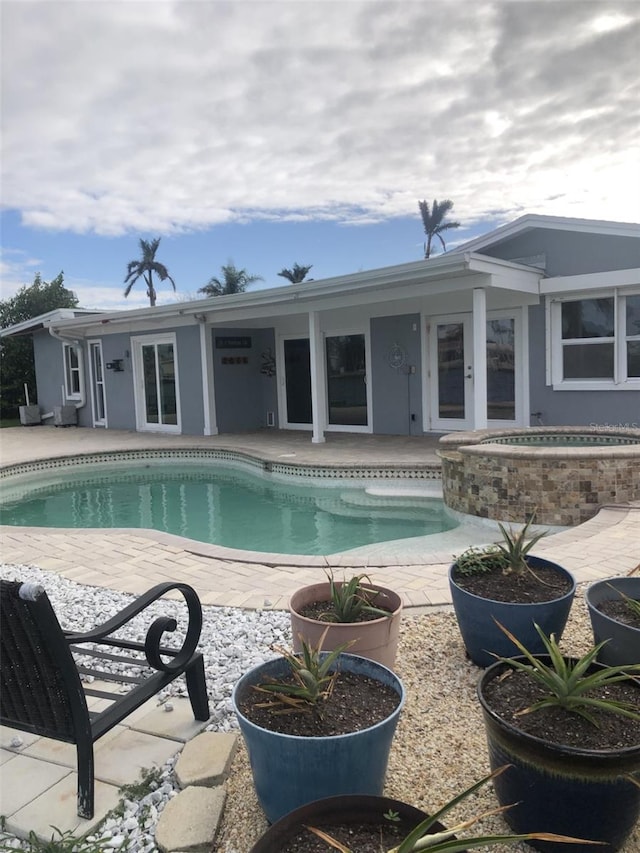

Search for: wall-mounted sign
xmin=216 ymin=336 xmax=252 ymax=349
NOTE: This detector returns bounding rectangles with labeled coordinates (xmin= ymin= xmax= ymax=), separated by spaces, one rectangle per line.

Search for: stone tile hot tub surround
xmin=438 ymin=426 xmax=640 ymax=526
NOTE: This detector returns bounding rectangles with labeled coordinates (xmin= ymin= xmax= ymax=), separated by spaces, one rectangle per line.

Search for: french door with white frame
xmin=427 ymin=312 xmax=523 ymax=431
xmin=131 ymin=333 xmax=181 ymax=433
xmin=428 ymin=315 xmax=474 ymax=431
xmin=88 ymin=340 xmax=107 ymax=427
xmin=279 ymin=330 xmax=371 ymax=432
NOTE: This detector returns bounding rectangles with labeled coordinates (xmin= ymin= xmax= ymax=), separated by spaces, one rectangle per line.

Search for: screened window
xmin=63 ymin=344 xmax=81 ymax=398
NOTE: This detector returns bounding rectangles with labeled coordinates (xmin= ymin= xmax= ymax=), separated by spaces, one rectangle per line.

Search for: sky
xmin=1 ymin=0 xmax=639 ymax=312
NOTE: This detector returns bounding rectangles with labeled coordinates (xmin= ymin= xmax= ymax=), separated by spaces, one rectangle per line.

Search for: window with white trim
xmin=550 ymin=290 xmax=640 ymax=389
xmin=63 ymin=343 xmax=81 ymax=399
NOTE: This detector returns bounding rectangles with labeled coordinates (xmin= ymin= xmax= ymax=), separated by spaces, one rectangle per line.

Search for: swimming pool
xmin=0 ymin=461 xmax=458 ymax=556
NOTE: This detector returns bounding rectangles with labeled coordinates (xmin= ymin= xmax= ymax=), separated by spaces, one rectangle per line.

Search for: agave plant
xmin=494 ymin=517 xmax=546 ymax=575
xmin=494 ymin=620 xmax=640 ymax=725
xmin=609 ymin=582 xmax=640 ymax=620
xmin=453 ymin=516 xmax=547 ymax=579
xmin=305 ymin=766 xmax=601 ymax=852
xmin=252 ymin=629 xmax=352 ymax=714
xmin=322 ymin=569 xmax=392 ymax=623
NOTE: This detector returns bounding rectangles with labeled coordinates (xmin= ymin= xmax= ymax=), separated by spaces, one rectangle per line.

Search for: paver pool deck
xmin=1 ymin=426 xmax=638 ymax=845
xmin=2 ymin=426 xmax=639 ymax=608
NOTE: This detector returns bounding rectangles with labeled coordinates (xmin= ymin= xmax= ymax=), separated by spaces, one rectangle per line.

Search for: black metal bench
xmin=0 ymin=579 xmax=210 ymax=819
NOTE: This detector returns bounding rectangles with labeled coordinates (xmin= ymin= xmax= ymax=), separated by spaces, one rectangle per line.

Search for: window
xmin=63 ymin=343 xmax=82 ymax=399
xmin=551 ymin=290 xmax=640 ymax=389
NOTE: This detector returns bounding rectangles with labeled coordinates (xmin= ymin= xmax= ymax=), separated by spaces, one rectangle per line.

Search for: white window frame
xmin=548 ymin=288 xmax=640 ymax=391
xmin=63 ymin=343 xmax=82 ymax=400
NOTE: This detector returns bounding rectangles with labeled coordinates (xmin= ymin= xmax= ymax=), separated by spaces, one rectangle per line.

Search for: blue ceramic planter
xmin=478 ymin=657 xmax=640 ymax=853
xmin=586 ymin=577 xmax=640 ymax=666
xmin=449 ymin=555 xmax=576 ymax=667
xmin=232 ymin=653 xmax=405 ymax=824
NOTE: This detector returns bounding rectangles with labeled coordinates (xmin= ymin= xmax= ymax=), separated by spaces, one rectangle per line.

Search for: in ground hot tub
xmin=438 ymin=426 xmax=640 ymax=526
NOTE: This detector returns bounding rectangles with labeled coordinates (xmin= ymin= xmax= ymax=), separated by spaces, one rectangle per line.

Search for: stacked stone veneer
xmin=439 ymin=428 xmax=640 ymax=527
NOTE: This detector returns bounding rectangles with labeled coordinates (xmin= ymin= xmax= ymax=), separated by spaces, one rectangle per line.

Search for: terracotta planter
xmin=232 ymin=652 xmax=405 ymax=824
xmin=586 ymin=577 xmax=640 ymax=666
xmin=448 ymin=556 xmax=576 ymax=667
xmin=248 ymin=794 xmax=444 ymax=852
xmin=289 ymin=581 xmax=403 ymax=670
xmin=478 ymin=656 xmax=640 ymax=852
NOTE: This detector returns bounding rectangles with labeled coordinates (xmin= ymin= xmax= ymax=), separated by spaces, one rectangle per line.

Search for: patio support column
xmin=308 ymin=310 xmax=326 ymax=443
xmin=197 ymin=316 xmax=218 ymax=436
xmin=472 ymin=287 xmax=488 ymax=430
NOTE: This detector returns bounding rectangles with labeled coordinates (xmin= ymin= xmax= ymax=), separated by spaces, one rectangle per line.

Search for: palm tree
xmin=418 ymin=199 xmax=461 ymax=258
xmin=124 ymin=238 xmax=176 ymax=307
xmin=277 ymin=263 xmax=313 ymax=284
xmin=198 ymin=261 xmax=263 ymax=296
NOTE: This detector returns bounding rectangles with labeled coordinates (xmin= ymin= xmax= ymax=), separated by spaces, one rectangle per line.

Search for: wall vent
xmin=266 ymin=411 xmax=275 ymax=427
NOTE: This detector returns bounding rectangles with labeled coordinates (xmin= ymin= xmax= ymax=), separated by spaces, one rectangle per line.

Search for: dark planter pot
xmin=248 ymin=794 xmax=451 ymax=852
xmin=289 ymin=581 xmax=403 ymax=670
xmin=586 ymin=577 xmax=640 ymax=666
xmin=448 ymin=556 xmax=576 ymax=667
xmin=232 ymin=653 xmax=405 ymax=824
xmin=478 ymin=656 xmax=640 ymax=853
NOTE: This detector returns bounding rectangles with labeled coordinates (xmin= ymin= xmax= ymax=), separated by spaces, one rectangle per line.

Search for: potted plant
xmin=232 ymin=631 xmax=405 ymax=824
xmin=448 ymin=517 xmax=576 ymax=666
xmin=585 ymin=571 xmax=640 ymax=666
xmin=289 ymin=569 xmax=403 ymax=669
xmin=249 ymin=767 xmax=599 ymax=852
xmin=477 ymin=621 xmax=640 ymax=852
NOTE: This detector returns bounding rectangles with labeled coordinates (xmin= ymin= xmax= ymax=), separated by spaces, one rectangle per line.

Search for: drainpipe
xmin=47 ymin=326 xmax=87 ymax=411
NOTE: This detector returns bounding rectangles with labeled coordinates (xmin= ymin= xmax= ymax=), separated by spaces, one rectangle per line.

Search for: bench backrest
xmin=0 ymin=579 xmax=89 ymax=743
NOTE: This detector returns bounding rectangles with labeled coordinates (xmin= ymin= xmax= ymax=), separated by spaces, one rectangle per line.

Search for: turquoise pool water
xmin=0 ymin=463 xmax=457 ymax=555
xmin=482 ymin=434 xmax=638 ymax=447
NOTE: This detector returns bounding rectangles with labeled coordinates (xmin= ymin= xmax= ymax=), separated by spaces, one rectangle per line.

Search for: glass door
xmin=429 ymin=316 xmax=474 ymax=431
xmin=132 ymin=334 xmax=181 ymax=432
xmin=282 ymin=338 xmax=312 ymax=427
xmin=88 ymin=341 xmax=106 ymax=427
xmin=487 ymin=318 xmax=516 ymax=423
xmin=325 ymin=333 xmax=368 ymax=428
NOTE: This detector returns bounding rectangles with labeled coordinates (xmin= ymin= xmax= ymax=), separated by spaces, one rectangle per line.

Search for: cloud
xmin=1 ymin=0 xmax=639 ymax=236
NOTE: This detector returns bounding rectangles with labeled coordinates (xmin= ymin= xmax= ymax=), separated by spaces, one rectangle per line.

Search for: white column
xmin=308 ymin=311 xmax=326 ymax=443
xmin=198 ymin=318 xmax=218 ymax=436
xmin=472 ymin=287 xmax=488 ymax=430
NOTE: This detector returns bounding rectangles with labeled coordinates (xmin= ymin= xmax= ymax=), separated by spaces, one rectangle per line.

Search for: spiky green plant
xmin=252 ymin=630 xmax=352 ymax=714
xmin=0 ymin=825 xmax=111 ymax=853
xmin=305 ymin=765 xmax=602 ymax=852
xmin=494 ymin=620 xmax=640 ymax=725
xmin=608 ymin=583 xmax=640 ymax=620
xmin=322 ymin=570 xmax=392 ymax=622
xmin=494 ymin=517 xmax=547 ymax=575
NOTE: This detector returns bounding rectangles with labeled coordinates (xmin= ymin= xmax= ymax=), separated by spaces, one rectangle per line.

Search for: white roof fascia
xmin=0 ymin=308 xmax=100 ymax=338
xmin=450 ymin=215 xmax=640 ymax=254
xmin=540 ymin=267 xmax=640 ymax=294
xmin=44 ymin=253 xmax=541 ymax=335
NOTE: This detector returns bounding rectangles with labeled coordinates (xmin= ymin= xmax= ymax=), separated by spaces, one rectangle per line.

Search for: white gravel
xmin=0 ymin=563 xmax=290 ymax=852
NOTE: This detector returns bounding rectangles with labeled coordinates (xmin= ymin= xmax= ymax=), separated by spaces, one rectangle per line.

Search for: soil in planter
xmin=484 ymin=668 xmax=640 ymax=750
xmin=269 ymin=820 xmax=412 ymax=852
xmin=297 ymin=599 xmax=393 ymax=623
xmin=452 ymin=564 xmax=571 ymax=604
xmin=237 ymin=671 xmax=400 ymax=737
xmin=597 ymin=599 xmax=640 ymax=630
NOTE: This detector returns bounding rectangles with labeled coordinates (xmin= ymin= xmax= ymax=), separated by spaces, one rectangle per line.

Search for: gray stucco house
xmin=3 ymin=214 xmax=639 ymax=440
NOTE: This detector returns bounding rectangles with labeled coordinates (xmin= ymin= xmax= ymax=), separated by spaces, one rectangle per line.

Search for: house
xmin=2 ymin=215 xmax=639 ymax=440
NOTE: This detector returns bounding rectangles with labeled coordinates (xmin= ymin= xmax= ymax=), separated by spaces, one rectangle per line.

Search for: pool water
xmin=0 ymin=464 xmax=457 ymax=555
xmin=483 ymin=434 xmax=638 ymax=447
